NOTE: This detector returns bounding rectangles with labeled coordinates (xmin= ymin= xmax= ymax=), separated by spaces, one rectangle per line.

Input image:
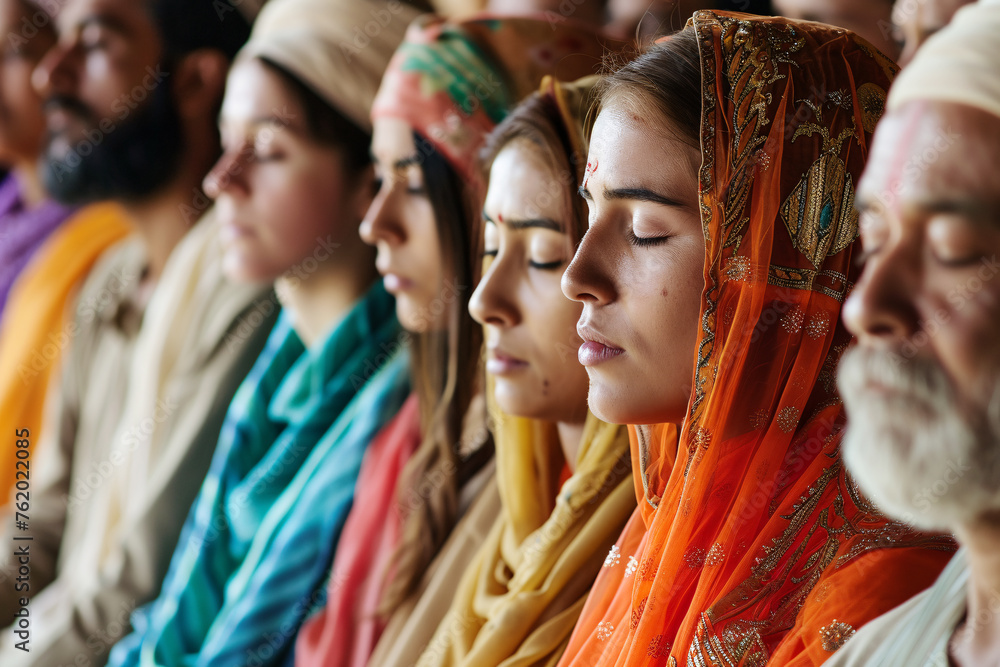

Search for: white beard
xmin=838 ymin=345 xmax=1000 ymax=532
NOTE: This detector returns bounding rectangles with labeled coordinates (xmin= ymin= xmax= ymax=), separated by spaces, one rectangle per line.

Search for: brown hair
xmin=480 ymin=90 xmax=590 ymax=247
xmin=379 ymin=132 xmax=493 ymax=614
xmin=596 ymin=27 xmax=702 ymax=150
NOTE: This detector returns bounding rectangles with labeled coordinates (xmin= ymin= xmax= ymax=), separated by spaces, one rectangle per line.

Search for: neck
xmin=952 ymin=514 xmax=1000 ymax=666
xmin=276 ymin=241 xmax=377 ymax=348
xmin=120 ymin=178 xmax=200 ymax=282
xmin=12 ymin=159 xmax=46 ymax=209
xmin=556 ymin=421 xmax=586 ymax=473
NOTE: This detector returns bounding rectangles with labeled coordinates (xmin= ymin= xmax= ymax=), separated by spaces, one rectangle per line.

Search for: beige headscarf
xmin=238 ymin=0 xmax=421 ymax=132
xmin=887 ymin=0 xmax=1000 ymax=119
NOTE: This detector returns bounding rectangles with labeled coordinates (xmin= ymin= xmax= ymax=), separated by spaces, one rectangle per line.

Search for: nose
xmin=843 ymin=241 xmax=921 ymax=345
xmin=562 ymin=226 xmax=616 ymax=305
xmin=32 ymin=40 xmax=76 ymax=100
xmin=469 ymin=253 xmax=520 ymax=328
xmin=359 ymin=184 xmax=406 ymax=247
xmin=203 ymin=144 xmax=250 ymax=199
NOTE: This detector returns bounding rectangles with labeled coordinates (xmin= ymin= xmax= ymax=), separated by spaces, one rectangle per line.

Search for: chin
xmin=493 ymin=385 xmax=540 ymax=420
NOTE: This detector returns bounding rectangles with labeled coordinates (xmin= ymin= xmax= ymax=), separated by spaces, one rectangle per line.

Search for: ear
xmin=170 ymin=49 xmax=230 ymax=120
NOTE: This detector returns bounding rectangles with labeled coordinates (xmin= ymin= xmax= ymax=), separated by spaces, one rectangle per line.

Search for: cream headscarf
xmin=887 ymin=0 xmax=1000 ymax=119
xmin=238 ymin=0 xmax=421 ymax=132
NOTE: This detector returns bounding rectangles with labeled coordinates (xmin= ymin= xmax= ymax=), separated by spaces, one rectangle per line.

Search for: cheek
xmin=256 ymin=177 xmax=345 ymax=256
xmin=532 ymin=281 xmax=584 ymax=350
xmin=929 ymin=279 xmax=1000 ymax=392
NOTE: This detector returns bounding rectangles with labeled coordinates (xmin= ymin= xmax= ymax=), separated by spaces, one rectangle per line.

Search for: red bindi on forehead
xmin=583 ymin=158 xmax=598 ymax=189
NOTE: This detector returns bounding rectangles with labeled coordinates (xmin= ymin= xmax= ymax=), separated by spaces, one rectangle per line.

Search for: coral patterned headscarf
xmin=557 ymin=11 xmax=955 ymax=667
xmin=371 ymin=13 xmax=620 ymax=192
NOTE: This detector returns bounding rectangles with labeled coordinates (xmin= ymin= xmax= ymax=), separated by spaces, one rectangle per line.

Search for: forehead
xmin=484 ymin=141 xmax=565 ymax=214
xmin=588 ymin=100 xmax=699 ymax=186
xmin=58 ymin=0 xmax=154 ymax=37
xmin=371 ymin=116 xmax=416 ymax=164
xmin=858 ymin=102 xmax=1000 ymax=214
xmin=221 ymin=59 xmax=294 ymax=121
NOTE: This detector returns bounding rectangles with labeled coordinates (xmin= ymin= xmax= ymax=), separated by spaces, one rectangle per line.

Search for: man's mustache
xmin=43 ymin=94 xmax=96 ymax=125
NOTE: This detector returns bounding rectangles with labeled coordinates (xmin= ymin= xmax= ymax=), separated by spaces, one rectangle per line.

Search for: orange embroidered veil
xmin=557 ymin=11 xmax=955 ymax=667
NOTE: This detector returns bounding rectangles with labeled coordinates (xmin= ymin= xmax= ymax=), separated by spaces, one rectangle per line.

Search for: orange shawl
xmin=0 ymin=203 xmax=129 ymax=509
xmin=557 ymin=12 xmax=955 ymax=667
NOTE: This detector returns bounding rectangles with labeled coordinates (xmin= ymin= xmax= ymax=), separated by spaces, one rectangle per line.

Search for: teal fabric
xmin=108 ymin=283 xmax=409 ymax=667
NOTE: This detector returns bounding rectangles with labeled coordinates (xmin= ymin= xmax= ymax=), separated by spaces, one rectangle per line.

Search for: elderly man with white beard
xmin=825 ymin=1 xmax=1000 ymax=666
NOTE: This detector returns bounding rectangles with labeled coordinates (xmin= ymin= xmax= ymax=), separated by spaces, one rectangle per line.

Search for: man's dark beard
xmin=40 ymin=68 xmax=184 ymax=206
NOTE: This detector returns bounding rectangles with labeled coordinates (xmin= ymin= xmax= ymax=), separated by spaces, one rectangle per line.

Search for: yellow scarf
xmin=0 ymin=203 xmax=129 ymax=510
xmin=418 ymin=401 xmax=633 ymax=666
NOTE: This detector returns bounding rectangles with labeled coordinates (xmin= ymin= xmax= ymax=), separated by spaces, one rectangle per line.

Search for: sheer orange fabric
xmin=557 ymin=11 xmax=955 ymax=667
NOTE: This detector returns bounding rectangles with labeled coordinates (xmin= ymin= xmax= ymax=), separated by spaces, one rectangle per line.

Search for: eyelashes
xmin=626 ymin=228 xmax=671 ymax=248
xmin=528 ymin=260 xmax=564 ymax=270
xmin=480 ymin=250 xmax=563 ymax=271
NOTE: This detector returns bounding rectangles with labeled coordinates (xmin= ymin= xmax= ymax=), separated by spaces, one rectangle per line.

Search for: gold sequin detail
xmin=806 ymin=314 xmax=830 ymax=339
xmin=777 ymin=406 xmax=801 ymax=433
xmin=819 ymin=619 xmax=855 ymax=651
xmin=705 ymin=543 xmax=726 ymax=567
xmin=856 ymin=82 xmax=887 ymax=133
xmin=596 ymin=621 xmax=615 ymax=641
xmin=625 ymin=555 xmax=639 ymax=578
xmin=781 ymin=307 xmax=805 ymax=333
xmin=725 ymin=255 xmax=751 ymax=282
xmin=750 ymin=408 xmax=770 ymax=429
xmin=694 ymin=427 xmax=713 ymax=451
xmin=684 ymin=546 xmax=707 ymax=568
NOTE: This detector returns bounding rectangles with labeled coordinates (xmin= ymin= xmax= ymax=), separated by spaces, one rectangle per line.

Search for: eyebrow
xmin=393 ymin=154 xmax=421 ymax=170
xmin=482 ymin=211 xmax=563 ymax=232
xmin=77 ymin=15 xmax=131 ymax=37
xmin=577 ymin=184 xmax=686 ymax=208
xmin=856 ymin=195 xmax=997 ymax=225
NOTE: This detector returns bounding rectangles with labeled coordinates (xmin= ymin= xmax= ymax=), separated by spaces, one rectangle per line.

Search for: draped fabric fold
xmin=107 ymin=284 xmax=410 ymax=667
xmin=0 ymin=174 xmax=74 ymax=317
xmin=417 ymin=406 xmax=632 ymax=667
xmin=0 ymin=202 xmax=129 ymax=509
xmin=558 ymin=12 xmax=955 ymax=667
xmin=294 ymin=393 xmax=422 ymax=667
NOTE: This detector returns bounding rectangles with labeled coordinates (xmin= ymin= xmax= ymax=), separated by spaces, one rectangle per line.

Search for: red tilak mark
xmin=583 ymin=159 xmax=598 ymax=189
xmin=497 ymin=213 xmax=503 ymax=223
xmin=883 ymin=103 xmax=925 ymax=221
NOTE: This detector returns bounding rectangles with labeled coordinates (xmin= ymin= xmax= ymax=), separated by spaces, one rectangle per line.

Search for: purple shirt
xmin=0 ymin=174 xmax=75 ymax=319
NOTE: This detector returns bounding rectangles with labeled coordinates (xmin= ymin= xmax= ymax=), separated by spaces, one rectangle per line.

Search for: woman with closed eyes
xmin=410 ymin=75 xmax=633 ymax=667
xmin=556 ymin=13 xmax=955 ymax=667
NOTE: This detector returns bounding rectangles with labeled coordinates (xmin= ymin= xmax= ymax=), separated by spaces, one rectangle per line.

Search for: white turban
xmin=238 ymin=0 xmax=421 ymax=133
xmin=887 ymin=0 xmax=1000 ymax=120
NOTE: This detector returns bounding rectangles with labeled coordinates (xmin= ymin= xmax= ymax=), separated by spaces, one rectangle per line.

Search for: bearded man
xmin=829 ymin=1 xmax=1000 ymax=665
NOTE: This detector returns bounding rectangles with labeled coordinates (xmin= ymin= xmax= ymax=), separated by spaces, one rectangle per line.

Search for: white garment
xmin=823 ymin=549 xmax=968 ymax=666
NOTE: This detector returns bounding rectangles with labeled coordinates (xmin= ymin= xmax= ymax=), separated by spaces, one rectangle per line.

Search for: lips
xmin=577 ymin=324 xmax=625 ymax=367
xmin=486 ymin=347 xmax=529 ymax=376
xmin=382 ymin=273 xmax=414 ymax=293
xmin=220 ymin=220 xmax=253 ymax=243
